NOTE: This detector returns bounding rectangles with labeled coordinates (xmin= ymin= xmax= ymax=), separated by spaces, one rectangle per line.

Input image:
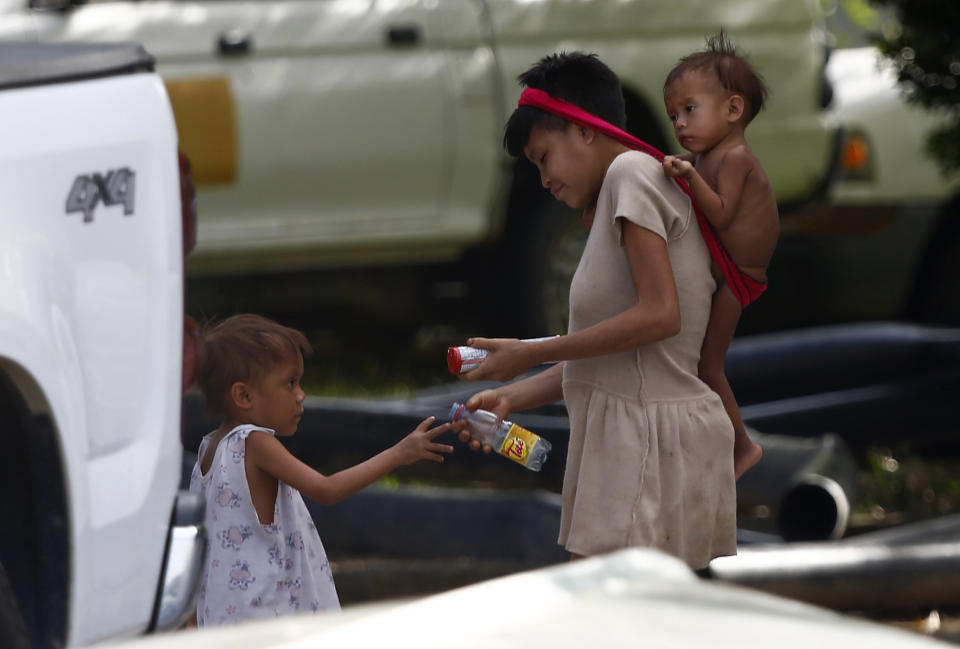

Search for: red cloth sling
xmin=518 ymin=87 xmax=766 ymax=307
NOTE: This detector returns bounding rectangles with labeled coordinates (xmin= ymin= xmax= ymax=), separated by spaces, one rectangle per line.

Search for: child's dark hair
xmin=665 ymin=31 xmax=768 ymax=123
xmin=503 ymin=51 xmax=626 ymax=156
xmin=197 ymin=313 xmax=312 ymax=418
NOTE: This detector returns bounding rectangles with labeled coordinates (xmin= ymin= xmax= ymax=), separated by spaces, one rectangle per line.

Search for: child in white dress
xmin=189 ymin=314 xmax=452 ymax=626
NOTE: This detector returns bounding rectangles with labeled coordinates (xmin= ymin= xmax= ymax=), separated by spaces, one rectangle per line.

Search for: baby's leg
xmin=699 ymin=283 xmax=762 ymax=480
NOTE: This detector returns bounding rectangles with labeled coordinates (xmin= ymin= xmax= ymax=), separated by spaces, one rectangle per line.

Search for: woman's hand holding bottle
xmin=449 ymin=397 xmax=551 ymax=472
xmin=451 ymin=389 xmax=513 ymax=453
xmin=459 ymin=337 xmax=537 ymax=382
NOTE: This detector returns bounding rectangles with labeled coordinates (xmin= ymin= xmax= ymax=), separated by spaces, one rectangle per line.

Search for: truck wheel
xmin=916 ymin=236 xmax=960 ymax=324
xmin=510 ymin=199 xmax=586 ymax=337
xmin=0 ymin=562 xmax=29 ymax=649
xmin=528 ymin=204 xmax=588 ymax=335
xmin=0 ymin=378 xmax=67 ymax=649
xmin=909 ymin=209 xmax=960 ymax=325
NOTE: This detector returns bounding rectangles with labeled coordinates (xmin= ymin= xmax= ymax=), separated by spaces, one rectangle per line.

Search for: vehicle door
xmin=16 ymin=0 xmax=455 ymax=263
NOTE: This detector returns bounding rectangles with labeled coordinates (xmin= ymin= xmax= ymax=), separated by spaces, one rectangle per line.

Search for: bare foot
xmin=734 ymin=440 xmax=762 ymax=480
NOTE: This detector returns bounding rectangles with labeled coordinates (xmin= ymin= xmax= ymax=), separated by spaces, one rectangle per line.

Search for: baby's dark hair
xmin=665 ymin=31 xmax=768 ymax=123
xmin=503 ymin=51 xmax=626 ymax=156
xmin=197 ymin=313 xmax=312 ymax=418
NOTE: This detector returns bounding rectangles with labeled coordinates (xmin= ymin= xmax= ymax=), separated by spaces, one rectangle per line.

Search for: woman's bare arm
xmin=464 ymin=222 xmax=680 ymax=382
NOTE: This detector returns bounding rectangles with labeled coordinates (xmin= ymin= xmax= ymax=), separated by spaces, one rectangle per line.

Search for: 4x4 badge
xmin=65 ymin=168 xmax=136 ymax=223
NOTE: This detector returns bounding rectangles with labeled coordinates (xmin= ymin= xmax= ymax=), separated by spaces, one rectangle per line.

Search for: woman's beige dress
xmin=560 ymin=150 xmax=737 ymax=569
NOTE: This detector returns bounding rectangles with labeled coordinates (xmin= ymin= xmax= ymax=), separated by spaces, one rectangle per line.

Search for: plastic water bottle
xmin=446 ymin=336 xmax=559 ymax=374
xmin=448 ymin=402 xmax=552 ymax=472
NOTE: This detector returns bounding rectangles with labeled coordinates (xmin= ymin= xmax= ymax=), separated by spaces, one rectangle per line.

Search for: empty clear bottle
xmin=449 ymin=402 xmax=552 ymax=472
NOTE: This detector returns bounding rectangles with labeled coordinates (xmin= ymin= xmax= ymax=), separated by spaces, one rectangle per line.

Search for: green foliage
xmin=857 ymin=446 xmax=960 ymax=522
xmin=820 ymin=0 xmax=893 ymax=48
xmin=869 ymin=0 xmax=960 ymax=172
xmin=842 ymin=0 xmax=879 ymax=27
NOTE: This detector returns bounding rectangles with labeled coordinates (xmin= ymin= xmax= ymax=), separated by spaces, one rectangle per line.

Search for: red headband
xmin=516 ymin=87 xmax=765 ymax=307
xmin=518 ymin=88 xmax=665 ymax=161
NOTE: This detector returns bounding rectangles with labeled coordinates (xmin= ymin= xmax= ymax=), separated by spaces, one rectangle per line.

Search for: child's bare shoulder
xmin=724 ymin=144 xmax=768 ymax=175
xmin=244 ymin=428 xmax=277 ymax=449
xmin=709 ymin=145 xmax=767 ymax=187
xmin=242 ymin=428 xmax=287 ymax=470
xmin=720 ymin=144 xmax=760 ymax=167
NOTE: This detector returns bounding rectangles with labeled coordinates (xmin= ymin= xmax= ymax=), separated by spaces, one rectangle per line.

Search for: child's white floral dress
xmin=189 ymin=424 xmax=340 ymax=626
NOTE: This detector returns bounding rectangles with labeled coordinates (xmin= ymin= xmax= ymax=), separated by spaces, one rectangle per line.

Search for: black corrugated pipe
xmin=738 ymin=430 xmax=859 ymax=542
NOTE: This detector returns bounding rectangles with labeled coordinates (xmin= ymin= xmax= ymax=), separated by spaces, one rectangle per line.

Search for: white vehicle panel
xmin=93 ymin=548 xmax=950 ymax=649
xmin=0 ymin=72 xmax=184 ymax=645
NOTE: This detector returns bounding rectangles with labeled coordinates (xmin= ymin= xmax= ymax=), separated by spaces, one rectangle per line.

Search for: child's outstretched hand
xmin=662 ymin=155 xmax=694 ymax=180
xmin=392 ymin=416 xmax=454 ymax=465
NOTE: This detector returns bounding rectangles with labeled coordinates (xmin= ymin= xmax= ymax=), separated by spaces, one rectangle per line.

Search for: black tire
xmin=908 ymin=209 xmax=960 ymax=325
xmin=513 ymin=200 xmax=587 ymax=337
xmin=0 ymin=562 xmax=29 ymax=649
xmin=0 ymin=376 xmax=67 ymax=649
xmin=475 ymin=152 xmax=585 ymax=339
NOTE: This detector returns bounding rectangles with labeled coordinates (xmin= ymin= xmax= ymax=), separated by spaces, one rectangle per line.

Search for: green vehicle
xmin=3 ymin=0 xmax=839 ymax=335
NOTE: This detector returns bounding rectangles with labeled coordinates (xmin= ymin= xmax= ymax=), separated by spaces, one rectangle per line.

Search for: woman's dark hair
xmin=503 ymin=51 xmax=627 ymax=156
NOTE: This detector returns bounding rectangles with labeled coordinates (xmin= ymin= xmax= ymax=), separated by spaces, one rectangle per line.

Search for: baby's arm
xmin=663 ymin=149 xmax=751 ymax=231
xmin=245 ymin=418 xmax=452 ymax=506
xmin=463 ymin=222 xmax=679 ymax=383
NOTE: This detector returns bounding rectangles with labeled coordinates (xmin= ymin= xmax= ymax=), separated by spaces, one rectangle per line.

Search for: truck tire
xmin=0 ymin=562 xmax=29 ymax=649
xmin=0 ymin=380 xmax=32 ymax=649
xmin=514 ymin=200 xmax=586 ymax=337
xmin=908 ymin=202 xmax=960 ymax=325
xmin=486 ymin=153 xmax=585 ymax=338
xmin=915 ymin=234 xmax=960 ymax=324
xmin=0 ymin=377 xmax=68 ymax=649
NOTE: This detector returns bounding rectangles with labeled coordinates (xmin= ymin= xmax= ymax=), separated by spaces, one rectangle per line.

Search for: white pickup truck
xmin=0 ymin=0 xmax=840 ymax=336
xmin=0 ymin=42 xmax=204 ymax=649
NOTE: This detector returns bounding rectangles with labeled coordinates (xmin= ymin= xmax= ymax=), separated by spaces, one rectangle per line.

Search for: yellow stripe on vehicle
xmin=165 ymin=77 xmax=237 ymax=185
